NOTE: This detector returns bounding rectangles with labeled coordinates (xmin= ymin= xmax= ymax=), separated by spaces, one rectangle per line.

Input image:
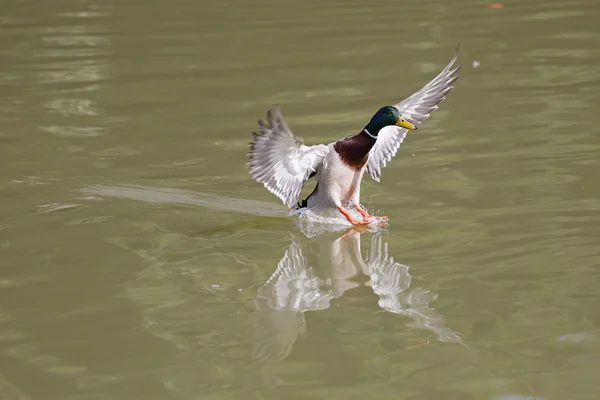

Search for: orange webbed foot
xmin=355 ymin=205 xmax=388 ymax=222
xmin=337 ymin=206 xmax=370 ymax=225
xmin=354 ymin=204 xmax=372 ymax=219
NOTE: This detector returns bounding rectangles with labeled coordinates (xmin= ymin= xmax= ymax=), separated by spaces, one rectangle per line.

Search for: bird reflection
xmin=252 ymin=227 xmax=462 ymax=364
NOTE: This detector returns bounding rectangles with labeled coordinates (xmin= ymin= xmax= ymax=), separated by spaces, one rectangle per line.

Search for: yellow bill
xmin=396 ymin=116 xmax=417 ymax=130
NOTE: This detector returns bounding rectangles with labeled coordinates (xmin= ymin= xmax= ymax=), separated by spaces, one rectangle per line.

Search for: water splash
xmin=294 ymin=209 xmax=388 ymax=238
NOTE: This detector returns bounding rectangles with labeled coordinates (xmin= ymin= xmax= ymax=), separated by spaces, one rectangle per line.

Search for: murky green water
xmin=2 ymin=0 xmax=600 ymax=399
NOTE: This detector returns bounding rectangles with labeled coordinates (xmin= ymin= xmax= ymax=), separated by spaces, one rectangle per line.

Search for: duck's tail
xmin=287 ymin=198 xmax=308 ymax=216
xmin=287 ymin=183 xmax=320 ymax=216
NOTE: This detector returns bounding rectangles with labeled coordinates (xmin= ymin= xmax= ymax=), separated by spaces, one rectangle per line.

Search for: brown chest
xmin=333 ymin=132 xmax=376 ymax=170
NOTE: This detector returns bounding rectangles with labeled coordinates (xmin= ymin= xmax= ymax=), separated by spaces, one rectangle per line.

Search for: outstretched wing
xmin=248 ymin=107 xmax=329 ymax=208
xmin=366 ymin=48 xmax=461 ymax=182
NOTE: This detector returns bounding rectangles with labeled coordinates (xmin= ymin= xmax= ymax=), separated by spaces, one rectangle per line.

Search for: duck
xmin=248 ymin=48 xmax=460 ymax=225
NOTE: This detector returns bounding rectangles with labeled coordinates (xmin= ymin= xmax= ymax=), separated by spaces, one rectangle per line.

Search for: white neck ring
xmin=362 ymin=128 xmax=377 ymax=138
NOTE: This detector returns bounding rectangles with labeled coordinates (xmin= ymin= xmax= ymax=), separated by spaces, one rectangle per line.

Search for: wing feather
xmin=366 ymin=47 xmax=461 ymax=182
xmin=248 ymin=107 xmax=329 ymax=208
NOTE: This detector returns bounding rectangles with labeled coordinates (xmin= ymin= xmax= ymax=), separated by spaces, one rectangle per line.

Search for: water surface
xmin=1 ymin=0 xmax=600 ymax=399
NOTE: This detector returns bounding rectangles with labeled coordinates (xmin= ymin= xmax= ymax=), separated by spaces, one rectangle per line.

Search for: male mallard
xmin=248 ymin=50 xmax=460 ymax=225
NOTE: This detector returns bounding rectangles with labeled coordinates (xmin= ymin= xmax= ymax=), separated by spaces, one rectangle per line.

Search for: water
xmin=1 ymin=0 xmax=600 ymax=399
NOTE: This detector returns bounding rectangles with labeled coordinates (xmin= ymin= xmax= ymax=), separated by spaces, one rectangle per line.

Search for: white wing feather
xmin=248 ymin=107 xmax=329 ymax=208
xmin=366 ymin=49 xmax=461 ymax=182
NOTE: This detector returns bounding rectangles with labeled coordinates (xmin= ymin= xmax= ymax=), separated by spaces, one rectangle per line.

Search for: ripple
xmin=37 ymin=62 xmax=107 ymax=84
xmin=45 ymin=98 xmax=100 ymax=116
xmin=90 ymin=146 xmax=141 ymax=157
xmin=37 ymin=203 xmax=83 ymax=214
xmin=0 ymin=372 xmax=28 ymax=400
xmin=40 ymin=125 xmax=106 ymax=137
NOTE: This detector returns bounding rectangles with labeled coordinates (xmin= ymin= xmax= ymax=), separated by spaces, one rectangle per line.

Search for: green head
xmin=364 ymin=106 xmax=417 ymax=136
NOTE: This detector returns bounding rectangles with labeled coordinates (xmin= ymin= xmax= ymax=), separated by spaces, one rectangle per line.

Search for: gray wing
xmin=366 ymin=48 xmax=461 ymax=182
xmin=248 ymin=107 xmax=329 ymax=208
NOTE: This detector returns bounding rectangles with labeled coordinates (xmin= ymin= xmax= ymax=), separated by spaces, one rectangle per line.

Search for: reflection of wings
xmin=364 ymin=233 xmax=412 ymax=295
xmin=365 ymin=234 xmax=463 ymax=344
xmin=255 ymin=236 xmax=332 ymax=311
xmin=252 ymin=308 xmax=305 ymax=364
xmin=253 ymin=236 xmax=332 ymax=363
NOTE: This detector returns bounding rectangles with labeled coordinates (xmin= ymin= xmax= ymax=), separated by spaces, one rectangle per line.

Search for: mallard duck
xmin=248 ymin=49 xmax=460 ymax=225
